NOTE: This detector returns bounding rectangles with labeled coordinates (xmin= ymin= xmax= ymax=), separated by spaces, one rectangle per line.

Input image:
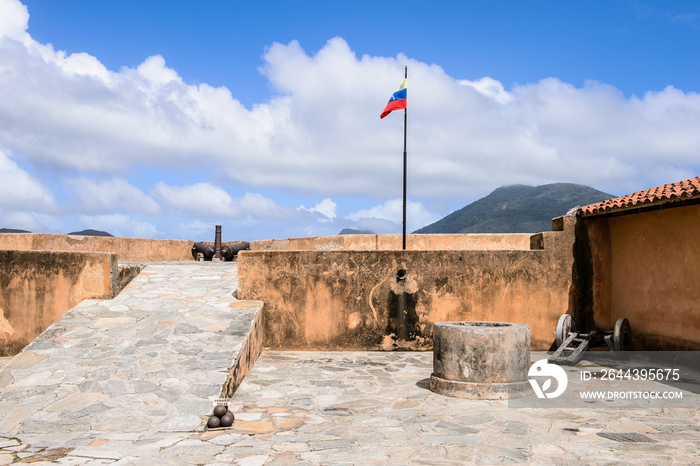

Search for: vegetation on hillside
xmin=414 ymin=183 xmax=613 ymax=234
xmin=339 ymin=228 xmax=375 ymax=235
xmin=67 ymin=229 xmax=114 ymax=237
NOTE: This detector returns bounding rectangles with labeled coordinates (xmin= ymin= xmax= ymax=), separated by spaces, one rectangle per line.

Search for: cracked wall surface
xmin=0 ymin=250 xmax=117 ymax=356
xmin=238 ymin=217 xmax=576 ymax=351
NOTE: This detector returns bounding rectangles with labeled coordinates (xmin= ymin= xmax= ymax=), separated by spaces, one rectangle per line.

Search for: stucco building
xmin=576 ymin=176 xmax=700 ymax=350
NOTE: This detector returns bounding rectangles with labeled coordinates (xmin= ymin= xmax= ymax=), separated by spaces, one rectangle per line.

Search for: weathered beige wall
xmin=0 ymin=250 xmax=117 ymax=356
xmin=238 ymin=217 xmax=576 ymax=351
xmin=0 ymin=233 xmax=194 ymax=262
xmin=250 ymin=233 xmax=534 ymax=251
xmin=584 ymin=204 xmax=700 ymax=350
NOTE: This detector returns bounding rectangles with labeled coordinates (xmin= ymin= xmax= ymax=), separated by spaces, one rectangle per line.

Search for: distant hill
xmin=67 ymin=229 xmax=114 ymax=237
xmin=415 ymin=183 xmax=614 ymax=234
xmin=339 ymin=228 xmax=375 ymax=235
xmin=0 ymin=228 xmax=31 ymax=233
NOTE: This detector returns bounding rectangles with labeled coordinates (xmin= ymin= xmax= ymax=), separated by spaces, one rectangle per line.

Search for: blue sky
xmin=0 ymin=0 xmax=698 ymax=240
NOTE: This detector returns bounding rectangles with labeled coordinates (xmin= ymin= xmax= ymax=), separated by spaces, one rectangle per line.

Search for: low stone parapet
xmin=250 ymin=233 xmax=535 ymax=251
xmin=0 ymin=233 xmax=194 ymax=262
xmin=0 ymin=250 xmax=118 ymax=356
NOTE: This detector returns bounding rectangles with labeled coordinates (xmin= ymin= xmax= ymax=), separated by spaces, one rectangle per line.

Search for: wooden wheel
xmin=613 ymin=317 xmax=631 ymax=352
xmin=556 ymin=314 xmax=576 ymax=348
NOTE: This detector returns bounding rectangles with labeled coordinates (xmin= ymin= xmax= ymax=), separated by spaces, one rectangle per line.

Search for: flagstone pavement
xmin=0 ymin=262 xmax=698 ymax=464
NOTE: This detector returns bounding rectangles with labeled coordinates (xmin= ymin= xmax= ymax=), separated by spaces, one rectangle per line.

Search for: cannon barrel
xmin=220 ymin=242 xmax=250 ymax=261
xmin=214 ymin=225 xmax=223 ymax=259
xmin=192 ymin=242 xmax=215 ymax=260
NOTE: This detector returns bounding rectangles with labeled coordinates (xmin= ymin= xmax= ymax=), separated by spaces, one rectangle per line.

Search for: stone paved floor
xmin=0 ymin=262 xmax=261 ymax=465
xmin=2 ymin=350 xmax=698 ymax=464
xmin=224 ymin=351 xmax=700 ymax=465
xmin=0 ymin=263 xmax=698 ymax=464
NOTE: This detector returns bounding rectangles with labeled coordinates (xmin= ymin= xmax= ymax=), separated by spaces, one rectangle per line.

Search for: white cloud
xmin=32 ymin=212 xmax=64 ymax=232
xmin=152 ymin=182 xmax=293 ymax=221
xmin=0 ymin=210 xmax=45 ymax=231
xmin=79 ymin=213 xmax=158 ymax=238
xmin=0 ymin=150 xmax=56 ymax=211
xmin=2 ymin=24 xmax=697 ymax=204
xmin=131 ymin=221 xmax=159 ymax=239
xmin=298 ymin=198 xmax=336 ymax=220
xmin=65 ymin=177 xmax=160 ymax=215
xmin=152 ymin=182 xmax=242 ymax=217
xmin=240 ymin=192 xmax=293 ymax=219
xmin=0 ymin=0 xmax=28 ymax=41
xmin=459 ymin=77 xmax=512 ymax=104
xmin=0 ymin=0 xmax=699 ymax=240
xmin=348 ymin=199 xmax=441 ymax=233
xmin=177 ymin=219 xmax=214 ymax=238
xmin=352 ymin=217 xmax=401 ymax=235
xmin=137 ymin=55 xmax=181 ymax=85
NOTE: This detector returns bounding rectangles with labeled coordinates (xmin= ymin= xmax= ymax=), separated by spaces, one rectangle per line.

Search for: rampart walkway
xmin=0 ymin=262 xmax=261 ymax=463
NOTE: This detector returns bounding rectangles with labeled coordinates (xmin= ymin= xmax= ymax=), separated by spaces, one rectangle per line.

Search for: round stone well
xmin=430 ymin=321 xmax=530 ymax=399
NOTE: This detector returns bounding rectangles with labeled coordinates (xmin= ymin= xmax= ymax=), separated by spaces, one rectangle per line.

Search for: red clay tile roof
xmin=578 ymin=176 xmax=700 ymax=216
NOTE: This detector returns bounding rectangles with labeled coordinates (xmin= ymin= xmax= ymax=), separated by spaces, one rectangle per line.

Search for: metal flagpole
xmin=402 ymin=65 xmax=408 ymax=250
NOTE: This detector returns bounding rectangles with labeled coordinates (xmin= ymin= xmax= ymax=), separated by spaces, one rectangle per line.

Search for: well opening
xmin=430 ymin=321 xmax=531 ymax=399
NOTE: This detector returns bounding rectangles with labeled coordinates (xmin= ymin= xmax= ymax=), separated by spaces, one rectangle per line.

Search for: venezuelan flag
xmin=380 ymin=79 xmax=407 ymax=119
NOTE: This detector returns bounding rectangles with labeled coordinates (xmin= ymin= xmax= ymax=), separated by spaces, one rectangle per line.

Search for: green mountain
xmin=339 ymin=228 xmax=375 ymax=235
xmin=415 ymin=183 xmax=614 ymax=234
xmin=67 ymin=229 xmax=114 ymax=237
xmin=0 ymin=228 xmax=31 ymax=233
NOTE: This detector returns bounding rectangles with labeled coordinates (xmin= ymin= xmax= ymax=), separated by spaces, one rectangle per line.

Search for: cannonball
xmin=213 ymin=405 xmax=227 ymax=418
xmin=207 ymin=415 xmax=221 ymax=428
xmin=220 ymin=412 xmax=234 ymax=427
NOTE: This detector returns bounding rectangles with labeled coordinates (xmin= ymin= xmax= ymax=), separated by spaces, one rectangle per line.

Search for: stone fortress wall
xmin=0 ymin=250 xmax=118 ymax=356
xmin=238 ymin=217 xmax=577 ymax=351
xmin=0 ymin=234 xmax=196 ymax=355
xmin=2 ymin=204 xmax=698 ymax=357
xmin=0 ymin=233 xmax=194 ymax=262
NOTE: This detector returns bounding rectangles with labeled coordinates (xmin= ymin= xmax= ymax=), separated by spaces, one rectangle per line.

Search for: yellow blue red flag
xmin=380 ymin=79 xmax=407 ymax=119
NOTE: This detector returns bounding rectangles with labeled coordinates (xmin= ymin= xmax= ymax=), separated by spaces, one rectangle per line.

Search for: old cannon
xmin=548 ymin=314 xmax=631 ymax=365
xmin=192 ymin=226 xmax=250 ymax=261
xmin=221 ymin=242 xmax=250 ymax=261
xmin=192 ymin=242 xmax=215 ymax=261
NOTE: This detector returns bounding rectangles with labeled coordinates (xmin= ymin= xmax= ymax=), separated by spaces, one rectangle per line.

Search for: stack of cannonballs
xmin=207 ymin=404 xmax=235 ymax=429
